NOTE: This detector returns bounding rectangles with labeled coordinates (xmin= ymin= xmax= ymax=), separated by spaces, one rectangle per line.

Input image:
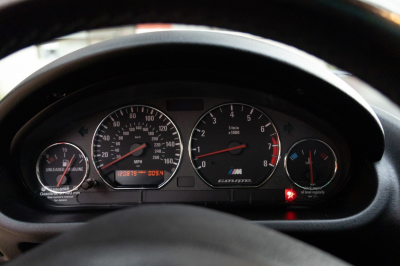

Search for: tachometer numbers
xmin=189 ymin=103 xmax=280 ymax=188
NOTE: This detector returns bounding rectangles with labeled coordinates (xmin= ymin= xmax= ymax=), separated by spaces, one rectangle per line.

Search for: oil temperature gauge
xmin=36 ymin=143 xmax=89 ymax=193
xmin=284 ymin=139 xmax=337 ymax=190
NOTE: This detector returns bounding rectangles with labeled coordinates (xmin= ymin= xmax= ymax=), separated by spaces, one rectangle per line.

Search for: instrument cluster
xmin=19 ymin=94 xmax=351 ymax=209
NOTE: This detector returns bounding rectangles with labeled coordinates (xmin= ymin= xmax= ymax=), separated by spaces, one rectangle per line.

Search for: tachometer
xmin=92 ymin=105 xmax=182 ymax=189
xmin=189 ymin=103 xmax=280 ymax=187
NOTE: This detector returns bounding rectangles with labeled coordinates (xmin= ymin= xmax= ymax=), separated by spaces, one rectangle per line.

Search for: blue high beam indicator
xmin=290 ymin=153 xmax=298 ymax=160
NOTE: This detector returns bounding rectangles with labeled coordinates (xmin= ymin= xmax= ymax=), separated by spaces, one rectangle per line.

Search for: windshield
xmin=0 ymin=23 xmax=399 ymax=118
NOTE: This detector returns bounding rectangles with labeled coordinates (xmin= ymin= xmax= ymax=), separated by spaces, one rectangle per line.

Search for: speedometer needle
xmin=57 ymin=155 xmax=75 ymax=187
xmin=101 ymin=143 xmax=147 ymax=170
xmin=309 ymin=151 xmax=314 ymax=185
xmin=195 ymin=144 xmax=246 ymax=159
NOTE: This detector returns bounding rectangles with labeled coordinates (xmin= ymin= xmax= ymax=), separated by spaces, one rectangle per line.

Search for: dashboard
xmin=18 ymin=87 xmax=351 ymax=209
xmin=1 ymin=30 xmax=394 ymax=264
xmin=4 ymin=30 xmax=382 ymax=221
xmin=3 ymin=0 xmax=400 ymax=263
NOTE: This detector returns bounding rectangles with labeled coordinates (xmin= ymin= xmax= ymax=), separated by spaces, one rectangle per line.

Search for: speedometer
xmin=189 ymin=103 xmax=280 ymax=188
xmin=92 ymin=105 xmax=182 ymax=189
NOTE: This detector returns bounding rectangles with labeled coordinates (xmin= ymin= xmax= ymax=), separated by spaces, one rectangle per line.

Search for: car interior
xmin=1 ymin=0 xmax=400 ymax=265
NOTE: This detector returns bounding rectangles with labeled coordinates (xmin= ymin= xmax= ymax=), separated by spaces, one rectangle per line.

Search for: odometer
xmin=92 ymin=105 xmax=182 ymax=189
xmin=189 ymin=103 xmax=280 ymax=188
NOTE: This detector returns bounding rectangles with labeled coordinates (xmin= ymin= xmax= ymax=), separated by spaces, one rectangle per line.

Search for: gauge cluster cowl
xmin=2 ymin=31 xmax=383 ymax=225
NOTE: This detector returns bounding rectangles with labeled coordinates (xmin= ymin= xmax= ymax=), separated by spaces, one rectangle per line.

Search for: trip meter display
xmin=189 ymin=103 xmax=280 ymax=187
xmin=115 ymin=170 xmax=165 ymax=185
xmin=92 ymin=105 xmax=182 ymax=189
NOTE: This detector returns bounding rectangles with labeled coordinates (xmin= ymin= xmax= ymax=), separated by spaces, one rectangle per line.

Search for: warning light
xmin=285 ymin=189 xmax=297 ymax=202
xmin=285 ymin=211 xmax=297 ymax=220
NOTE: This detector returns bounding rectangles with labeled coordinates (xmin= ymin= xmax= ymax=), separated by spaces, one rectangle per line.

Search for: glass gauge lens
xmin=189 ymin=103 xmax=280 ymax=187
xmin=285 ymin=139 xmax=337 ymax=190
xmin=36 ymin=143 xmax=88 ymax=194
xmin=92 ymin=105 xmax=182 ymax=189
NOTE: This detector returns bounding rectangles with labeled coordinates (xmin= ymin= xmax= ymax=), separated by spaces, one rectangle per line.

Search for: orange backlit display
xmin=115 ymin=170 xmax=164 ymax=177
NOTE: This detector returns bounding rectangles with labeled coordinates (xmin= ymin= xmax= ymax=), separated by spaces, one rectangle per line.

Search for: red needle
xmin=57 ymin=155 xmax=74 ymax=187
xmin=195 ymin=144 xmax=246 ymax=159
xmin=101 ymin=143 xmax=147 ymax=170
xmin=309 ymin=150 xmax=314 ymax=185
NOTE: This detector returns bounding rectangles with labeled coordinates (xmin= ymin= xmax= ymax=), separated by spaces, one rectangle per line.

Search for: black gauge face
xmin=92 ymin=105 xmax=182 ymax=189
xmin=36 ymin=143 xmax=88 ymax=194
xmin=189 ymin=103 xmax=280 ymax=187
xmin=285 ymin=139 xmax=337 ymax=190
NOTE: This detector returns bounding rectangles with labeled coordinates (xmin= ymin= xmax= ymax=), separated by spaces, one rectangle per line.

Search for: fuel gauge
xmin=36 ymin=143 xmax=89 ymax=193
xmin=284 ymin=139 xmax=337 ymax=190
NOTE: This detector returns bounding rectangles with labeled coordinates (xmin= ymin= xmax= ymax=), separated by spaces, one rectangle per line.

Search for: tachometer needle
xmin=309 ymin=150 xmax=314 ymax=185
xmin=57 ymin=155 xmax=75 ymax=187
xmin=195 ymin=144 xmax=246 ymax=159
xmin=101 ymin=143 xmax=147 ymax=170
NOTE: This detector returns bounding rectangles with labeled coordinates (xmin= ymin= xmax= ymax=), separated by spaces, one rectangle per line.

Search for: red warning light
xmin=285 ymin=211 xmax=297 ymax=220
xmin=285 ymin=189 xmax=297 ymax=202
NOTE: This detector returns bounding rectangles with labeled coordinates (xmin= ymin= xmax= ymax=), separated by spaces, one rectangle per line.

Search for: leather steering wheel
xmin=1 ymin=0 xmax=399 ymax=104
xmin=6 ymin=205 xmax=349 ymax=266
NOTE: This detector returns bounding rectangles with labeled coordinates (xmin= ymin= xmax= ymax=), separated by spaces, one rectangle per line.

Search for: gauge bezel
xmin=188 ymin=103 xmax=281 ymax=189
xmin=284 ymin=138 xmax=338 ymax=190
xmin=91 ymin=105 xmax=183 ymax=190
xmin=36 ymin=142 xmax=89 ymax=194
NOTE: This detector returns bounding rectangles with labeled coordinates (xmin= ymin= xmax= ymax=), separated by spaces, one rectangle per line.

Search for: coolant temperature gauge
xmin=284 ymin=139 xmax=337 ymax=190
xmin=36 ymin=143 xmax=89 ymax=193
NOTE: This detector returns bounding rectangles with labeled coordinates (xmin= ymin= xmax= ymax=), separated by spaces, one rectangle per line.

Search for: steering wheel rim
xmin=0 ymin=0 xmax=400 ymax=104
xmin=5 ymin=205 xmax=349 ymax=266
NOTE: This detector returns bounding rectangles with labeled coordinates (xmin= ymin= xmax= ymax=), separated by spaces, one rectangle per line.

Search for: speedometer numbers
xmin=189 ymin=103 xmax=280 ymax=188
xmin=92 ymin=106 xmax=182 ymax=189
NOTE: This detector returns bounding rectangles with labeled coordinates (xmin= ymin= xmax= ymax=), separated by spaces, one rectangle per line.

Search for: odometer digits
xmin=189 ymin=103 xmax=280 ymax=187
xmin=92 ymin=105 xmax=182 ymax=189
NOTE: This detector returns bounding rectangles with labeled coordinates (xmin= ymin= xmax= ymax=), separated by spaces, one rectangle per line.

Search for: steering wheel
xmin=1 ymin=0 xmax=399 ymax=265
